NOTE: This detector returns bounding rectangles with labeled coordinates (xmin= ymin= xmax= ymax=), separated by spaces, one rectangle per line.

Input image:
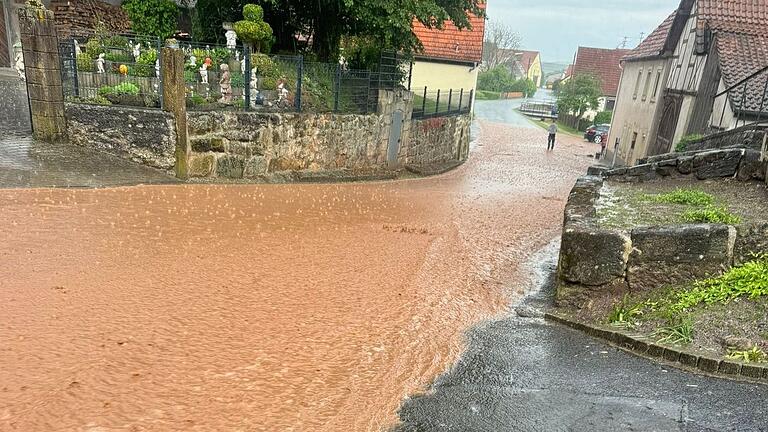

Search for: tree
xmin=477 ymin=65 xmax=515 ymax=92
xmin=193 ymin=0 xmax=485 ymax=61
xmin=557 ymin=74 xmax=602 ymax=119
xmin=234 ymin=4 xmax=274 ymax=52
xmin=122 ymin=0 xmax=179 ymax=40
xmin=482 ymin=20 xmax=521 ymax=71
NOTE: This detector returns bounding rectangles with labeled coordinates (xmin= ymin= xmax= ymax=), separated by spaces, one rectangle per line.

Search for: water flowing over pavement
xmin=0 ymin=93 xmax=603 ymax=431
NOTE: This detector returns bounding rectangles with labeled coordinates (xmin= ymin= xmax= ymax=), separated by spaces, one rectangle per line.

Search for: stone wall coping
xmin=544 ymin=312 xmax=768 ymax=384
xmin=65 ymin=102 xmax=173 ymax=116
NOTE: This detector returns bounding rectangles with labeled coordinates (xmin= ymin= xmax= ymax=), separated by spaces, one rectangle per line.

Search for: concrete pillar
xmin=18 ymin=2 xmax=66 ymax=142
xmin=161 ymin=39 xmax=189 ymax=180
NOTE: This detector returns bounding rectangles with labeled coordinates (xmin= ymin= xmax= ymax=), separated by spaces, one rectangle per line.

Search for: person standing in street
xmin=547 ymin=120 xmax=557 ymax=151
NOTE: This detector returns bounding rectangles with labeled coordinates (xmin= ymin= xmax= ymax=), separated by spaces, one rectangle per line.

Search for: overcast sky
xmin=486 ymin=0 xmax=678 ymax=64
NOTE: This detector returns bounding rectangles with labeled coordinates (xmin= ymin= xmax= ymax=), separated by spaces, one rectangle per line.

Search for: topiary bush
xmin=234 ymin=4 xmax=273 ymax=52
xmin=76 ymin=53 xmax=94 ymax=72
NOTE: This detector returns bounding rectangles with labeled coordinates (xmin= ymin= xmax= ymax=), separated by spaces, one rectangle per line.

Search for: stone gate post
xmin=161 ymin=39 xmax=190 ymax=180
xmin=18 ymin=1 xmax=67 ymax=142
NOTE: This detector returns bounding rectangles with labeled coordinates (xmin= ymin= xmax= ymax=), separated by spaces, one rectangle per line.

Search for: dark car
xmin=584 ymin=124 xmax=610 ymax=143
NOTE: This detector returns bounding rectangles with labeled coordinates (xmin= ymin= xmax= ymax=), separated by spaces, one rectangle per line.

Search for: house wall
xmin=528 ymin=55 xmax=542 ymax=87
xmin=710 ymin=77 xmax=737 ymax=130
xmin=410 ymin=59 xmax=479 ymax=96
xmin=610 ymin=58 xmax=670 ymax=165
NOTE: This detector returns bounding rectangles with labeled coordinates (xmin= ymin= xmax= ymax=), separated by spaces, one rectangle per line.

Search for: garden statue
xmin=224 ymin=23 xmax=238 ymax=51
xmin=236 ymin=51 xmax=240 ymax=62
xmin=74 ymin=40 xmax=82 ymax=56
xmin=200 ymin=62 xmax=209 ymax=85
xmin=14 ymin=50 xmax=25 ymax=81
xmin=240 ymin=57 xmax=245 ymax=75
xmin=132 ymin=42 xmax=141 ymax=61
xmin=277 ymin=80 xmax=289 ymax=102
xmin=189 ymin=54 xmax=197 ymax=67
xmin=249 ymin=67 xmax=259 ymax=108
xmin=219 ymin=64 xmax=232 ymax=104
xmin=96 ymin=53 xmax=106 ymax=74
xmin=155 ymin=59 xmax=160 ymax=78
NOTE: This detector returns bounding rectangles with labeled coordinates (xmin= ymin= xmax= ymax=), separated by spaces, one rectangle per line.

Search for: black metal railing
xmin=411 ymin=87 xmax=473 ymax=119
xmin=59 ymin=32 xmax=164 ymax=109
xmin=713 ymin=65 xmax=768 ymax=129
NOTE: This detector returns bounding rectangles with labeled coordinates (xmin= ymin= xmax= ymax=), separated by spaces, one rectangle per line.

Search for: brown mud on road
xmin=0 ymin=121 xmax=599 ymax=431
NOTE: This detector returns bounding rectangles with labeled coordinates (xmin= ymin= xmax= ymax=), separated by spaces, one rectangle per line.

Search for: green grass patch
xmin=608 ymin=296 xmax=644 ymax=329
xmin=530 ymin=118 xmax=582 ymax=138
xmin=645 ymin=188 xmax=714 ymax=207
xmin=670 ymin=255 xmax=768 ymax=312
xmin=653 ymin=315 xmax=694 ymax=345
xmin=475 ymin=90 xmax=501 ymax=100
xmin=681 ymin=207 xmax=741 ymax=225
xmin=675 ymin=134 xmax=704 ymax=152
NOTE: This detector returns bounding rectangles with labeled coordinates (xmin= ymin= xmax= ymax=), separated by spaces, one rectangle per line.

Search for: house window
xmin=631 ymin=132 xmax=638 ymax=150
xmin=633 ymin=69 xmax=643 ymax=99
xmin=642 ymin=70 xmax=652 ymax=101
xmin=651 ymin=70 xmax=662 ymax=101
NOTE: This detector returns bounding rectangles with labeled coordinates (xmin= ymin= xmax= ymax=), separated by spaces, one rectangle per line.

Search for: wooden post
xmin=161 ymin=39 xmax=189 ymax=180
xmin=18 ymin=3 xmax=67 ymax=142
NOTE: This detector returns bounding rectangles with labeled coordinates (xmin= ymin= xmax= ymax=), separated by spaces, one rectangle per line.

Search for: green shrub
xmin=648 ymin=189 xmax=714 ymax=207
xmin=104 ymin=52 xmax=134 ymax=64
xmin=99 ymin=82 xmax=141 ymax=96
xmin=101 ymin=35 xmax=129 ymax=50
xmin=670 ymin=255 xmax=768 ymax=312
xmin=85 ymin=39 xmax=103 ymax=57
xmin=675 ymin=134 xmax=704 ymax=152
xmin=132 ymin=49 xmax=158 ymax=77
xmin=122 ymin=0 xmax=179 ymax=39
xmin=475 ymin=90 xmax=501 ymax=100
xmin=234 ymin=4 xmax=273 ymax=52
xmin=87 ymin=95 xmax=111 ymax=105
xmin=682 ymin=207 xmax=741 ymax=225
xmin=594 ymin=110 xmax=613 ymax=125
xmin=76 ymin=53 xmax=94 ymax=72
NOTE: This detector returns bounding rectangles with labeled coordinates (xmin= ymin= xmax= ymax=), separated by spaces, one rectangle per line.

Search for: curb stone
xmin=544 ymin=312 xmax=768 ymax=384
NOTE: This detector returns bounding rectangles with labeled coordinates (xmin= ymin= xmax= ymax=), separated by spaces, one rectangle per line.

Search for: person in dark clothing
xmin=547 ymin=121 xmax=557 ymax=151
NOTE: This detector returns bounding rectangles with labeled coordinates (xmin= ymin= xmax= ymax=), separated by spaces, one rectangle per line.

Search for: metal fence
xmin=59 ymin=33 xmax=418 ymax=115
xmin=59 ymin=32 xmax=163 ymax=109
xmin=412 ymin=87 xmax=473 ymax=119
xmin=713 ymin=65 xmax=768 ymax=130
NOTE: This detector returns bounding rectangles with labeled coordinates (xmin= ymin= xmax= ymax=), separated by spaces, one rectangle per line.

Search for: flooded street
xmin=1 ymin=98 xmax=599 ymax=431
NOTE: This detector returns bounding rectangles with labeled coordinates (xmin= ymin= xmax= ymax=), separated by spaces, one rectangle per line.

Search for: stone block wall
xmin=556 ymin=175 xmax=767 ymax=308
xmin=408 ymin=116 xmax=471 ymax=168
xmin=186 ymin=111 xmax=392 ymax=181
xmin=65 ymin=104 xmax=177 ymax=170
xmin=688 ymin=125 xmax=767 ymax=153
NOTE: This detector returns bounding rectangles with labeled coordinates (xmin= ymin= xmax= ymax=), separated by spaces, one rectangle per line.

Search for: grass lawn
xmin=413 ymin=92 xmax=468 ymax=115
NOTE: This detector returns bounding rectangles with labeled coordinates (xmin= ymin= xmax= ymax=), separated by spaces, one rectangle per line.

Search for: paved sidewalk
xmin=0 ymin=78 xmax=178 ymax=189
xmin=395 ymin=242 xmax=768 ymax=432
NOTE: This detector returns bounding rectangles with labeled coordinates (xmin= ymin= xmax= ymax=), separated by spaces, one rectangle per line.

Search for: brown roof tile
xmin=624 ymin=12 xmax=677 ymax=62
xmin=716 ymin=31 xmax=768 ymax=112
xmin=412 ymin=6 xmax=486 ymax=63
xmin=573 ymin=47 xmax=632 ymax=97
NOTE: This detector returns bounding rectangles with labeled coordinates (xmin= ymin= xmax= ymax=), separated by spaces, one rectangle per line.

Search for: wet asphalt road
xmin=394 ymin=108 xmax=768 ymax=432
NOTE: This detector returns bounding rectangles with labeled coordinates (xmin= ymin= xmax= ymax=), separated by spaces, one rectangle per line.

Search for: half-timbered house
xmin=611 ymin=0 xmax=768 ymax=165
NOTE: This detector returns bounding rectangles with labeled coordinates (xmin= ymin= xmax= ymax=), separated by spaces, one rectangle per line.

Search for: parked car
xmin=585 ymin=124 xmax=611 ymax=143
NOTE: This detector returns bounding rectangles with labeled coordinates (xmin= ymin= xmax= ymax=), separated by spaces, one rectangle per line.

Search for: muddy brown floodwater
xmin=0 ymin=121 xmax=598 ymax=431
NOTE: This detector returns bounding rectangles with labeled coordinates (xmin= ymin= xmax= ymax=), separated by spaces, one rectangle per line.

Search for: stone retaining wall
xmin=686 ymin=125 xmax=767 ymax=153
xmin=63 ymin=96 xmax=471 ymax=182
xmin=556 ymin=175 xmax=767 ymax=308
xmin=65 ymin=103 xmax=176 ymax=170
xmin=186 ymin=111 xmax=393 ymax=181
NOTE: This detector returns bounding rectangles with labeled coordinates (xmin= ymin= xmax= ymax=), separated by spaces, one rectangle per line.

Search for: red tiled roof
xmin=572 ymin=47 xmax=632 ymax=97
xmin=412 ymin=6 xmax=486 ymax=63
xmin=623 ymin=12 xmax=677 ymax=62
xmin=516 ymin=50 xmax=540 ymax=73
xmin=698 ymin=0 xmax=768 ymax=33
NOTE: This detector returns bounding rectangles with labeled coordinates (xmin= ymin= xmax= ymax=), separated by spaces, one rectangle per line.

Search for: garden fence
xmin=411 ymin=87 xmax=474 ymax=119
xmin=59 ymin=32 xmax=415 ymax=115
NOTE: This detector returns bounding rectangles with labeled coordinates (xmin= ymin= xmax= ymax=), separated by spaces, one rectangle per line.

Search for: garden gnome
xmin=224 ymin=23 xmax=238 ymax=50
xmin=74 ymin=39 xmax=82 ymax=56
xmin=14 ymin=50 xmax=25 ymax=81
xmin=189 ymin=54 xmax=197 ymax=67
xmin=96 ymin=53 xmax=106 ymax=74
xmin=277 ymin=80 xmax=289 ymax=102
xmin=132 ymin=42 xmax=141 ymax=61
xmin=219 ymin=63 xmax=232 ymax=104
xmin=200 ymin=62 xmax=209 ymax=85
xmin=155 ymin=59 xmax=160 ymax=78
xmin=250 ymin=67 xmax=259 ymax=107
